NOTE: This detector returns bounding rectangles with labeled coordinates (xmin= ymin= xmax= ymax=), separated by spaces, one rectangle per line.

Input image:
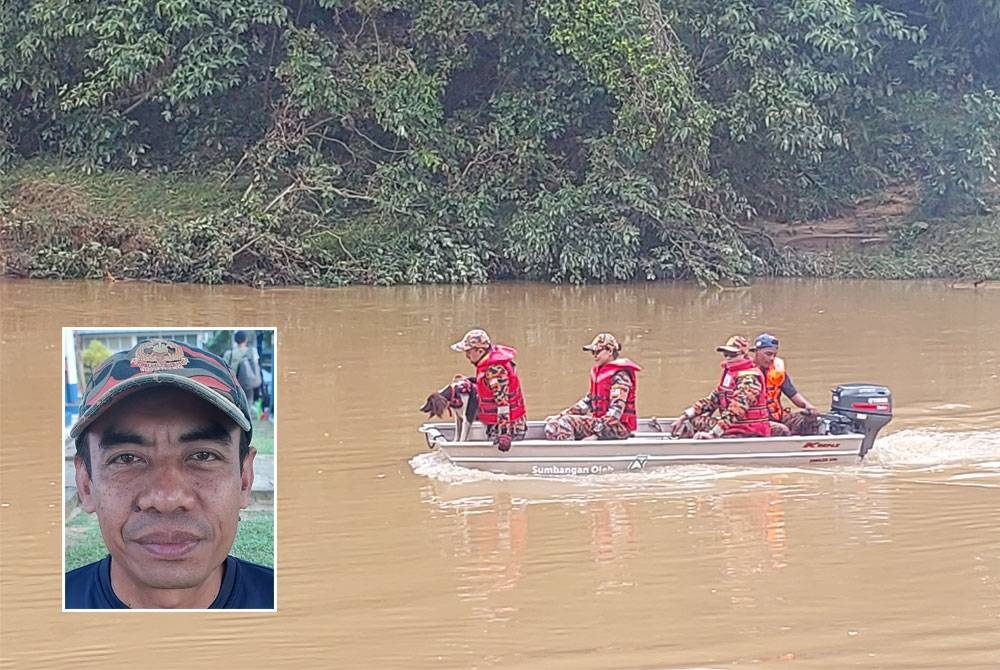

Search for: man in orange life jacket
xmin=669 ymin=335 xmax=771 ymax=439
xmin=451 ymin=329 xmax=527 ymax=451
xmin=750 ymin=333 xmax=820 ymax=436
xmin=544 ymin=333 xmax=641 ymax=441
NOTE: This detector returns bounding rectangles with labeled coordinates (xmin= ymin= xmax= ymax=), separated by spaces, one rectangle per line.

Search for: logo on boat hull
xmin=802 ymin=441 xmax=841 ymax=450
xmin=628 ymin=455 xmax=648 ymax=471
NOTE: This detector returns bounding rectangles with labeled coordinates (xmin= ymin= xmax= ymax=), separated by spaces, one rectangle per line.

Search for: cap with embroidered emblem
xmin=70 ymin=338 xmax=253 ymax=440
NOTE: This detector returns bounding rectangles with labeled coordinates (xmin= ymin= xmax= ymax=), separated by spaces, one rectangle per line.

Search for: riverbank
xmin=2 ymin=161 xmax=998 ymax=285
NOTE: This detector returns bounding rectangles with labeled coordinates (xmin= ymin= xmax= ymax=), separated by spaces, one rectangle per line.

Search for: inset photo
xmin=62 ymin=328 xmax=276 ymax=610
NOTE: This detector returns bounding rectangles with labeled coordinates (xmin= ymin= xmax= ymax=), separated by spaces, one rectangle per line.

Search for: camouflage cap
xmin=69 ymin=338 xmax=253 ymax=440
xmin=450 ymin=329 xmax=492 ymax=352
xmin=716 ymin=335 xmax=749 ymax=354
xmin=582 ymin=333 xmax=621 ymax=353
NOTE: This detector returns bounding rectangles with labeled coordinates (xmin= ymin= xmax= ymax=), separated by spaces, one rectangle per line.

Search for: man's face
xmin=753 ymin=347 xmax=778 ymax=367
xmin=464 ymin=347 xmax=487 ymax=365
xmin=75 ymin=387 xmax=254 ymax=608
xmin=591 ymin=347 xmax=616 ymax=366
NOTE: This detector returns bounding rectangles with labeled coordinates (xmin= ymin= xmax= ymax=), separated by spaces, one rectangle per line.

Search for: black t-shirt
xmin=65 ymin=555 xmax=274 ymax=609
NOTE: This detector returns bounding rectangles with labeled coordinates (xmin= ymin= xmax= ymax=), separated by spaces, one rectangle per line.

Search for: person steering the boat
xmin=544 ymin=333 xmax=641 ymax=441
xmin=750 ymin=333 xmax=820 ymax=436
xmin=450 ymin=329 xmax=527 ymax=452
xmin=669 ymin=335 xmax=771 ymax=439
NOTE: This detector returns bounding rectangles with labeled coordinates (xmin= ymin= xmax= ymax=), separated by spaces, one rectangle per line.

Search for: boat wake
xmin=411 ymin=449 xmax=844 ymax=494
xmin=411 ymin=427 xmax=1000 ymax=492
xmin=866 ymin=428 xmax=1000 ymax=468
xmin=410 ymin=450 xmax=511 ymax=484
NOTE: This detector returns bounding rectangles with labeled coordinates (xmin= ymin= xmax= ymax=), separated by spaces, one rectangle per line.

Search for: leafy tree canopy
xmin=3 ymin=0 xmax=998 ymax=284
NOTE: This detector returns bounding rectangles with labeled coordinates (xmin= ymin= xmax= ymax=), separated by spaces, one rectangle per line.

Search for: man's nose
xmin=135 ymin=463 xmax=196 ymax=513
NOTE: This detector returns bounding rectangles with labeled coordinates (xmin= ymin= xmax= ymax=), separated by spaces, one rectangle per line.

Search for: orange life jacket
xmin=475 ymin=345 xmax=527 ymax=425
xmin=717 ymin=357 xmax=770 ymax=437
xmin=764 ymin=357 xmax=786 ymax=420
xmin=588 ymin=358 xmax=641 ymax=432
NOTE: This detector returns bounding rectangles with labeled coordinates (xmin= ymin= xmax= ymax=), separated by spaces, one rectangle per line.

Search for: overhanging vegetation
xmin=2 ymin=1 xmax=998 ymax=284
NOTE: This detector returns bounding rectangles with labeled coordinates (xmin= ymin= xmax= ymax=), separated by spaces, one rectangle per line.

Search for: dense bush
xmin=2 ymin=0 xmax=999 ymax=285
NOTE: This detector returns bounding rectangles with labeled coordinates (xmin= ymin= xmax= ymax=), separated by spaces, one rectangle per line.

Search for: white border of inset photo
xmin=61 ymin=327 xmax=277 ymax=612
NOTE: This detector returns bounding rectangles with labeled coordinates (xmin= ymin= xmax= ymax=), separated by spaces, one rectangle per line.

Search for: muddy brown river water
xmin=1 ymin=278 xmax=998 ymax=669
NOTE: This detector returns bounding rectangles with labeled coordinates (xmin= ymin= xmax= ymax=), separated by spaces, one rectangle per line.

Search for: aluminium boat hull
xmin=419 ymin=418 xmax=864 ymax=475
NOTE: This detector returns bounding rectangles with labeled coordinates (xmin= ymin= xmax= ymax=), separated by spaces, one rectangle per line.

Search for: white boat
xmin=419 ymin=384 xmax=893 ymax=476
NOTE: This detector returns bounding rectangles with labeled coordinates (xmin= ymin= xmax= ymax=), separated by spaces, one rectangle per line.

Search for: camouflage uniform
xmin=451 ymin=329 xmax=527 ymax=446
xmin=671 ymin=369 xmax=765 ymax=439
xmin=545 ymin=333 xmax=637 ymax=441
xmin=772 ymin=410 xmax=820 ymax=436
xmin=544 ymin=369 xmax=634 ymax=440
xmin=765 ymin=370 xmax=821 ymax=436
xmin=476 ymin=365 xmax=528 ymax=441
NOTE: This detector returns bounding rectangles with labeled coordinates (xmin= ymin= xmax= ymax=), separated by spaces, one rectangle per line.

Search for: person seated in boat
xmin=450 ymin=328 xmax=527 ymax=452
xmin=750 ymin=333 xmax=820 ymax=437
xmin=544 ymin=333 xmax=641 ymax=441
xmin=669 ymin=335 xmax=771 ymax=439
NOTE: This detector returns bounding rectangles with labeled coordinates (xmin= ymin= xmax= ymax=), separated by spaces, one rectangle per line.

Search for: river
xmin=1 ymin=278 xmax=997 ymax=669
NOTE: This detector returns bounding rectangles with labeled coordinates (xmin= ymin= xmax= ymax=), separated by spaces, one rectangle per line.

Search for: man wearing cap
xmin=66 ymin=338 xmax=274 ymax=609
xmin=544 ymin=333 xmax=641 ymax=441
xmin=451 ymin=329 xmax=527 ymax=451
xmin=750 ymin=333 xmax=820 ymax=436
xmin=669 ymin=335 xmax=771 ymax=439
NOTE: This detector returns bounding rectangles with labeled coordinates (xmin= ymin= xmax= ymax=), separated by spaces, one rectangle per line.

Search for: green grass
xmin=65 ymin=510 xmax=275 ymax=571
xmin=230 ymin=512 xmax=276 ymax=567
xmin=65 ymin=511 xmax=110 ymax=570
xmin=0 ymin=157 xmax=242 ymax=224
xmin=252 ymin=418 xmax=274 ymax=455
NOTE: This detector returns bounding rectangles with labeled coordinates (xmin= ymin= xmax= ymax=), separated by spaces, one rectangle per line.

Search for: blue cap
xmin=752 ymin=333 xmax=780 ymax=350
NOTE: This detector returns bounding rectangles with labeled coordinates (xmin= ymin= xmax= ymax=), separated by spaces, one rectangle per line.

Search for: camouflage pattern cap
xmin=716 ymin=335 xmax=749 ymax=354
xmin=450 ymin=329 xmax=492 ymax=352
xmin=582 ymin=333 xmax=620 ymax=353
xmin=69 ymin=338 xmax=253 ymax=440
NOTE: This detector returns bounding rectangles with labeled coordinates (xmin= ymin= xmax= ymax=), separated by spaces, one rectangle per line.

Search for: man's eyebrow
xmin=98 ymin=429 xmax=150 ymax=449
xmin=179 ymin=422 xmax=233 ymax=446
xmin=97 ymin=423 xmax=234 ymax=449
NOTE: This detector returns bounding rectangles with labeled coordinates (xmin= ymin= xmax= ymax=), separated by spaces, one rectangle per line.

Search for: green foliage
xmin=776 ymin=214 xmax=1000 ymax=280
xmin=81 ymin=340 xmax=112 ymax=374
xmin=3 ymin=0 xmax=286 ymax=165
xmin=898 ymin=89 xmax=1000 ymax=213
xmin=4 ymin=0 xmax=1000 ymax=285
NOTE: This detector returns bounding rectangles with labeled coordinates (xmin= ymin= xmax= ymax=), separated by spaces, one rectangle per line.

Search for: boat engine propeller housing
xmin=823 ymin=383 xmax=893 ymax=457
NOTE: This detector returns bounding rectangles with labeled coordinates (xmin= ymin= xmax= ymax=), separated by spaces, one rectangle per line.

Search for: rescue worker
xmin=750 ymin=333 xmax=819 ymax=436
xmin=544 ymin=333 xmax=640 ymax=441
xmin=669 ymin=335 xmax=771 ymax=439
xmin=450 ymin=329 xmax=527 ymax=451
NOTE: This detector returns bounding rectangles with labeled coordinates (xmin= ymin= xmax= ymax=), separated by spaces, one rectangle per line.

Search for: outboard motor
xmin=827 ymin=384 xmax=893 ymax=457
